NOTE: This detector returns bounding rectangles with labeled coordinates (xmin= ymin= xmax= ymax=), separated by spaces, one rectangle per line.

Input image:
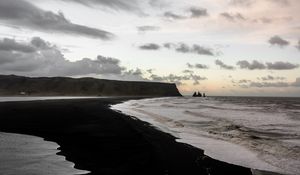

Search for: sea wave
xmin=111 ymin=96 xmax=300 ymax=175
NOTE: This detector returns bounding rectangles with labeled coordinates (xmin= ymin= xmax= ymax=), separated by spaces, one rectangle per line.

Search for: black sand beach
xmin=0 ymin=98 xmax=252 ymax=175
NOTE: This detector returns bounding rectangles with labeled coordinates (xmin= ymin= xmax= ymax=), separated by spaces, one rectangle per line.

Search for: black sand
xmin=0 ymin=98 xmax=252 ymax=175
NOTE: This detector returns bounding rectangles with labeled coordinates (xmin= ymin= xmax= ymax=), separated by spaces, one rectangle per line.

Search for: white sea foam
xmin=0 ymin=132 xmax=89 ymax=175
xmin=111 ymin=97 xmax=300 ymax=175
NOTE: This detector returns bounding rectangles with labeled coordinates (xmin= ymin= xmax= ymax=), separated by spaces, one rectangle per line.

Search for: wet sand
xmin=0 ymin=98 xmax=252 ymax=175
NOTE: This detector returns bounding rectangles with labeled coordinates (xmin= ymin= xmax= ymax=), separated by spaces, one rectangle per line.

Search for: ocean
xmin=111 ymin=96 xmax=300 ymax=175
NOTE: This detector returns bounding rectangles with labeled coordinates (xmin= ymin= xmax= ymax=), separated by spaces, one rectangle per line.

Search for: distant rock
xmin=192 ymin=91 xmax=206 ymax=97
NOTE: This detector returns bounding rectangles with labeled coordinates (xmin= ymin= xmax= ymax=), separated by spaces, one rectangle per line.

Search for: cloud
xmin=215 ymin=60 xmax=235 ymax=70
xmin=137 ymin=25 xmax=160 ymax=33
xmin=61 ymin=0 xmax=141 ymax=12
xmin=189 ymin=7 xmax=208 ymax=18
xmin=229 ymin=0 xmax=255 ymax=6
xmin=192 ymin=45 xmax=215 ymax=56
xmin=268 ymin=0 xmax=290 ymax=6
xmin=296 ymin=40 xmax=300 ymax=51
xmin=163 ymin=11 xmax=186 ymax=20
xmin=237 ymin=60 xmax=299 ymax=70
xmin=0 ymin=0 xmax=114 ymax=40
xmin=194 ymin=64 xmax=209 ymax=69
xmin=120 ymin=68 xmax=147 ymax=81
xmin=239 ymin=77 xmax=300 ymax=88
xmin=139 ymin=42 xmax=217 ymax=56
xmin=164 ymin=43 xmax=215 ymax=56
xmin=220 ymin=12 xmax=246 ymax=22
xmin=266 ymin=61 xmax=299 ymax=70
xmin=123 ymin=68 xmax=143 ymax=76
xmin=268 ymin=35 xmax=290 ymax=47
xmin=146 ymin=69 xmax=154 ymax=74
xmin=260 ymin=75 xmax=286 ymax=81
xmin=229 ymin=0 xmax=290 ymax=7
xmin=186 ymin=63 xmax=209 ymax=69
xmin=238 ymin=79 xmax=251 ymax=83
xmin=190 ymin=74 xmax=207 ymax=85
xmin=149 ymin=72 xmax=207 ymax=85
xmin=139 ymin=43 xmax=160 ymax=50
xmin=30 ymin=37 xmax=52 ymax=50
xmin=248 ymin=82 xmax=290 ymax=88
xmin=182 ymin=69 xmax=194 ymax=74
xmin=187 ymin=63 xmax=194 ymax=69
xmin=150 ymin=74 xmax=188 ymax=85
xmin=175 ymin=43 xmax=190 ymax=53
xmin=291 ymin=77 xmax=300 ymax=87
xmin=259 ymin=17 xmax=273 ymax=24
xmin=0 ymin=38 xmax=36 ymax=53
xmin=163 ymin=7 xmax=208 ymax=20
xmin=0 ymin=37 xmax=128 ymax=76
xmin=237 ymin=60 xmax=266 ymax=70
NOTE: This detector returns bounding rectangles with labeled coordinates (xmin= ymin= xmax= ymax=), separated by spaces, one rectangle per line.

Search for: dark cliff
xmin=0 ymin=75 xmax=182 ymax=96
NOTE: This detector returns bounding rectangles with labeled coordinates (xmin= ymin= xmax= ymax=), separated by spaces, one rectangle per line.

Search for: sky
xmin=0 ymin=0 xmax=299 ymax=96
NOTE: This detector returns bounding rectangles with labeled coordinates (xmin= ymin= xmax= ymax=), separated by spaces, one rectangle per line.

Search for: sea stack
xmin=192 ymin=91 xmax=206 ymax=97
xmin=197 ymin=91 xmax=202 ymax=97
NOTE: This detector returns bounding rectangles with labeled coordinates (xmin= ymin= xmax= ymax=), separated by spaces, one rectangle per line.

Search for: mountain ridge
xmin=0 ymin=74 xmax=182 ymax=96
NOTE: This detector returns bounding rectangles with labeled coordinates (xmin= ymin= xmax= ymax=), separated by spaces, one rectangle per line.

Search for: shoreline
xmin=0 ymin=98 xmax=254 ymax=175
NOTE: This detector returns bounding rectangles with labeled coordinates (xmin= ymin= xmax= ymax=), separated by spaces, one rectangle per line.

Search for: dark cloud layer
xmin=0 ymin=38 xmax=36 ymax=53
xmin=237 ymin=60 xmax=299 ymax=70
xmin=62 ymin=0 xmax=140 ymax=12
xmin=0 ymin=37 xmax=125 ymax=76
xmin=215 ymin=59 xmax=235 ymax=70
xmin=268 ymin=35 xmax=290 ymax=47
xmin=0 ymin=0 xmax=114 ymax=40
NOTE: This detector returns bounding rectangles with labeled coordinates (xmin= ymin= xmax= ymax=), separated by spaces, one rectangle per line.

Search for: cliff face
xmin=0 ymin=75 xmax=182 ymax=97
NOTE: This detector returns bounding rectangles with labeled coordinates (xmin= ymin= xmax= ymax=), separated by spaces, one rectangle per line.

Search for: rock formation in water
xmin=0 ymin=75 xmax=182 ymax=97
xmin=197 ymin=92 xmax=202 ymax=97
xmin=192 ymin=91 xmax=206 ymax=97
xmin=192 ymin=92 xmax=197 ymax=97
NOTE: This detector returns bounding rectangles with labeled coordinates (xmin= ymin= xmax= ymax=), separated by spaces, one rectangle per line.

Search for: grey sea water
xmin=111 ymin=96 xmax=300 ymax=175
